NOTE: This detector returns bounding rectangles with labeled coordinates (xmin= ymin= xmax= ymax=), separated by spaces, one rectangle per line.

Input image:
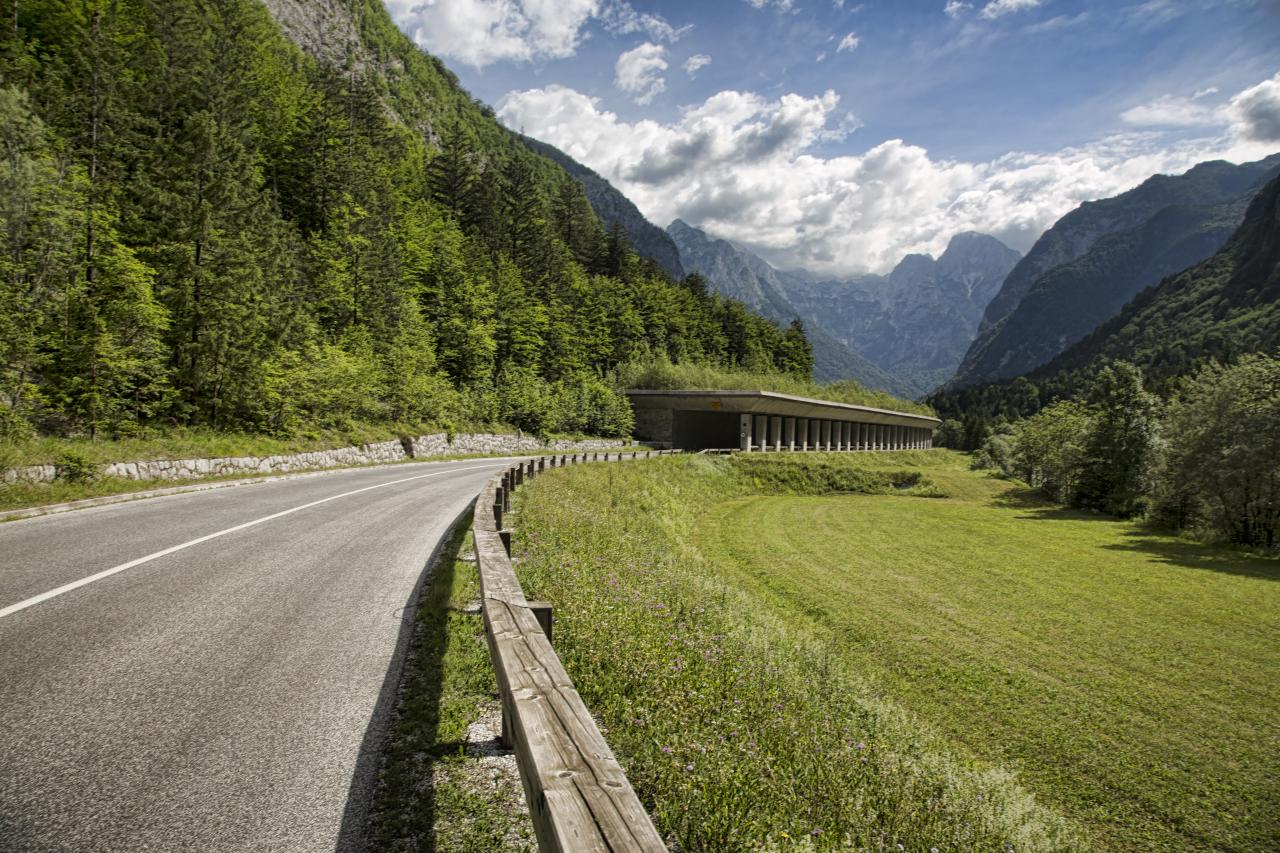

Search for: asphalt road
xmin=0 ymin=457 xmax=513 ymax=852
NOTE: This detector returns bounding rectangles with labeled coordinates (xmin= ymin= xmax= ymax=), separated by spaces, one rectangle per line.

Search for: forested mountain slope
xmin=517 ymin=135 xmax=684 ymax=279
xmin=950 ymin=154 xmax=1280 ymax=388
xmin=932 ymin=174 xmax=1280 ymax=419
xmin=666 ymin=220 xmax=912 ymax=394
xmin=0 ymin=0 xmax=821 ymax=442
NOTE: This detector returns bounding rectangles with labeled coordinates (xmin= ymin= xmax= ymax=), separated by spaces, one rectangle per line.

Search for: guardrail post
xmin=528 ymin=601 xmax=553 ymax=643
xmin=538 ymin=457 xmax=545 ymax=473
xmin=493 ymin=490 xmax=504 ymax=528
xmin=499 ymin=528 xmax=513 ymax=555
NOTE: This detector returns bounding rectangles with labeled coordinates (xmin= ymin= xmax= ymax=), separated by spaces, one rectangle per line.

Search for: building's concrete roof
xmin=624 ymin=389 xmax=940 ymax=427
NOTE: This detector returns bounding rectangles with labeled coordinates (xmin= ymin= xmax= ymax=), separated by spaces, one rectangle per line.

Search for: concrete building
xmin=626 ymin=390 xmax=940 ymax=452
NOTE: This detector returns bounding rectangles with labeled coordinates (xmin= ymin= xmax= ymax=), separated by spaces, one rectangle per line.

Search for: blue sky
xmin=383 ymin=0 xmax=1280 ymax=274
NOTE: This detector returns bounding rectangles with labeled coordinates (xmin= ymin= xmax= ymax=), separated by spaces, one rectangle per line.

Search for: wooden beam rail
xmin=471 ymin=449 xmax=675 ymax=852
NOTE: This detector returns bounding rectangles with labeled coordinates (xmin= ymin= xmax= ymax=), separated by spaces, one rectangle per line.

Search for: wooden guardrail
xmin=472 ymin=450 xmax=676 ymax=852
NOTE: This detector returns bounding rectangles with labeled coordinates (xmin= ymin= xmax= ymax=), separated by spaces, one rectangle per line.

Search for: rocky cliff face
xmin=950 ymin=153 xmax=1280 ymax=388
xmin=775 ymin=233 xmax=1020 ymax=395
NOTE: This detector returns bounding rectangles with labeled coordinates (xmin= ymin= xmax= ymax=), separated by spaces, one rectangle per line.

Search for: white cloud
xmin=1193 ymin=86 xmax=1219 ymax=100
xmin=498 ymin=74 xmax=1279 ymax=277
xmin=615 ymin=43 xmax=669 ymax=105
xmin=599 ymin=0 xmax=691 ymax=42
xmin=944 ymin=1 xmax=973 ymax=18
xmin=382 ymin=0 xmax=686 ymax=67
xmin=744 ymin=0 xmax=797 ymax=11
xmin=1228 ymin=72 xmax=1280 ymax=143
xmin=381 ymin=0 xmax=597 ymax=67
xmin=683 ymin=54 xmax=712 ymax=77
xmin=837 ymin=32 xmax=860 ymax=52
xmin=1121 ymin=94 xmax=1221 ymax=128
xmin=980 ymin=0 xmax=1043 ymax=19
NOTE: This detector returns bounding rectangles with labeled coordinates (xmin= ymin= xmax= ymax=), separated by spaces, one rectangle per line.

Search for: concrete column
xmin=809 ymin=419 xmax=820 ymax=450
xmin=740 ymin=413 xmax=752 ymax=452
xmin=819 ymin=420 xmax=830 ymax=451
xmin=755 ymin=415 xmax=768 ymax=451
xmin=875 ymin=424 xmax=883 ymax=450
xmin=784 ymin=417 xmax=796 ymax=451
xmin=855 ymin=423 xmax=864 ymax=450
xmin=833 ymin=421 xmax=843 ymax=451
xmin=770 ymin=416 xmax=783 ymax=451
xmin=797 ymin=418 xmax=808 ymax=451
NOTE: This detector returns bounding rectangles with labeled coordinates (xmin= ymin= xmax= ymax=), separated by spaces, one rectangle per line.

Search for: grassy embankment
xmin=502 ymin=451 xmax=1280 ymax=851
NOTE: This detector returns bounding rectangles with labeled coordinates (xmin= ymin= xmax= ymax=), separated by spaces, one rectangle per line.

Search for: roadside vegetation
xmin=369 ymin=518 xmax=534 ymax=852
xmin=512 ymin=451 xmax=1280 ymax=851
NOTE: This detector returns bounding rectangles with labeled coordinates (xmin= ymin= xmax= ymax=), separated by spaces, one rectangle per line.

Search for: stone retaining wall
xmin=2 ymin=432 xmax=632 ymax=485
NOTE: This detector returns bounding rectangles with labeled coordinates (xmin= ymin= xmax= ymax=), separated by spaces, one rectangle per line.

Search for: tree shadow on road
xmin=336 ymin=508 xmax=472 ymax=852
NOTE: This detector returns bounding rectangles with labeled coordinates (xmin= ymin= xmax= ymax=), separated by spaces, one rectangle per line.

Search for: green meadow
xmin=506 ymin=451 xmax=1280 ymax=851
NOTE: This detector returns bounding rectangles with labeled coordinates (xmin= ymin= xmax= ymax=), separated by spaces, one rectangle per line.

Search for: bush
xmin=971 ymin=429 xmax=1015 ymax=475
xmin=54 ymin=450 xmax=100 ymax=484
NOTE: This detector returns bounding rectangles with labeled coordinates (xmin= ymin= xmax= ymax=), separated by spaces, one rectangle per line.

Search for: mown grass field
xmin=512 ymin=451 xmax=1280 ymax=851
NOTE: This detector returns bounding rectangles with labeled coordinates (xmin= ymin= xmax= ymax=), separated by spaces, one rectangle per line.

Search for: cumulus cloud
xmin=382 ymin=0 xmax=686 ymax=67
xmin=498 ymin=73 xmax=1280 ymax=277
xmin=1228 ymin=72 xmax=1280 ymax=142
xmin=615 ymin=43 xmax=669 ymax=105
xmin=683 ymin=54 xmax=712 ymax=77
xmin=980 ymin=0 xmax=1043 ymax=19
xmin=837 ymin=32 xmax=861 ymax=52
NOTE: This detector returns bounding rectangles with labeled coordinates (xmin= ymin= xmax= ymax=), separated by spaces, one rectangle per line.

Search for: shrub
xmin=54 ymin=450 xmax=100 ymax=484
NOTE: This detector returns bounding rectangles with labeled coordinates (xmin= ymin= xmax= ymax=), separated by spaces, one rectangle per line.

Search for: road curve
xmin=0 ymin=457 xmax=514 ymax=852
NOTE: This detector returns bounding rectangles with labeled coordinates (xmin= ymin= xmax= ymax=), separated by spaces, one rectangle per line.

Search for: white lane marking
xmin=0 ymin=463 xmax=501 ymax=620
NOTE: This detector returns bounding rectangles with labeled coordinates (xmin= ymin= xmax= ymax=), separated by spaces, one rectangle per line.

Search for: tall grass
xmin=513 ymin=453 xmax=1074 ymax=851
xmin=612 ymin=358 xmax=935 ymax=416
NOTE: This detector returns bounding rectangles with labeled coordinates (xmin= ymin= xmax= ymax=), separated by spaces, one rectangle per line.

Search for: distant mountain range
xmin=668 ymin=221 xmax=1019 ymax=397
xmin=517 ymin=135 xmax=685 ymax=280
xmin=950 ymin=153 xmax=1280 ymax=388
xmin=527 ymin=121 xmax=1279 ymax=406
xmin=666 ymin=220 xmax=912 ymax=395
xmin=779 ymin=233 xmax=1020 ymax=395
xmin=933 ymin=171 xmax=1280 ymax=415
